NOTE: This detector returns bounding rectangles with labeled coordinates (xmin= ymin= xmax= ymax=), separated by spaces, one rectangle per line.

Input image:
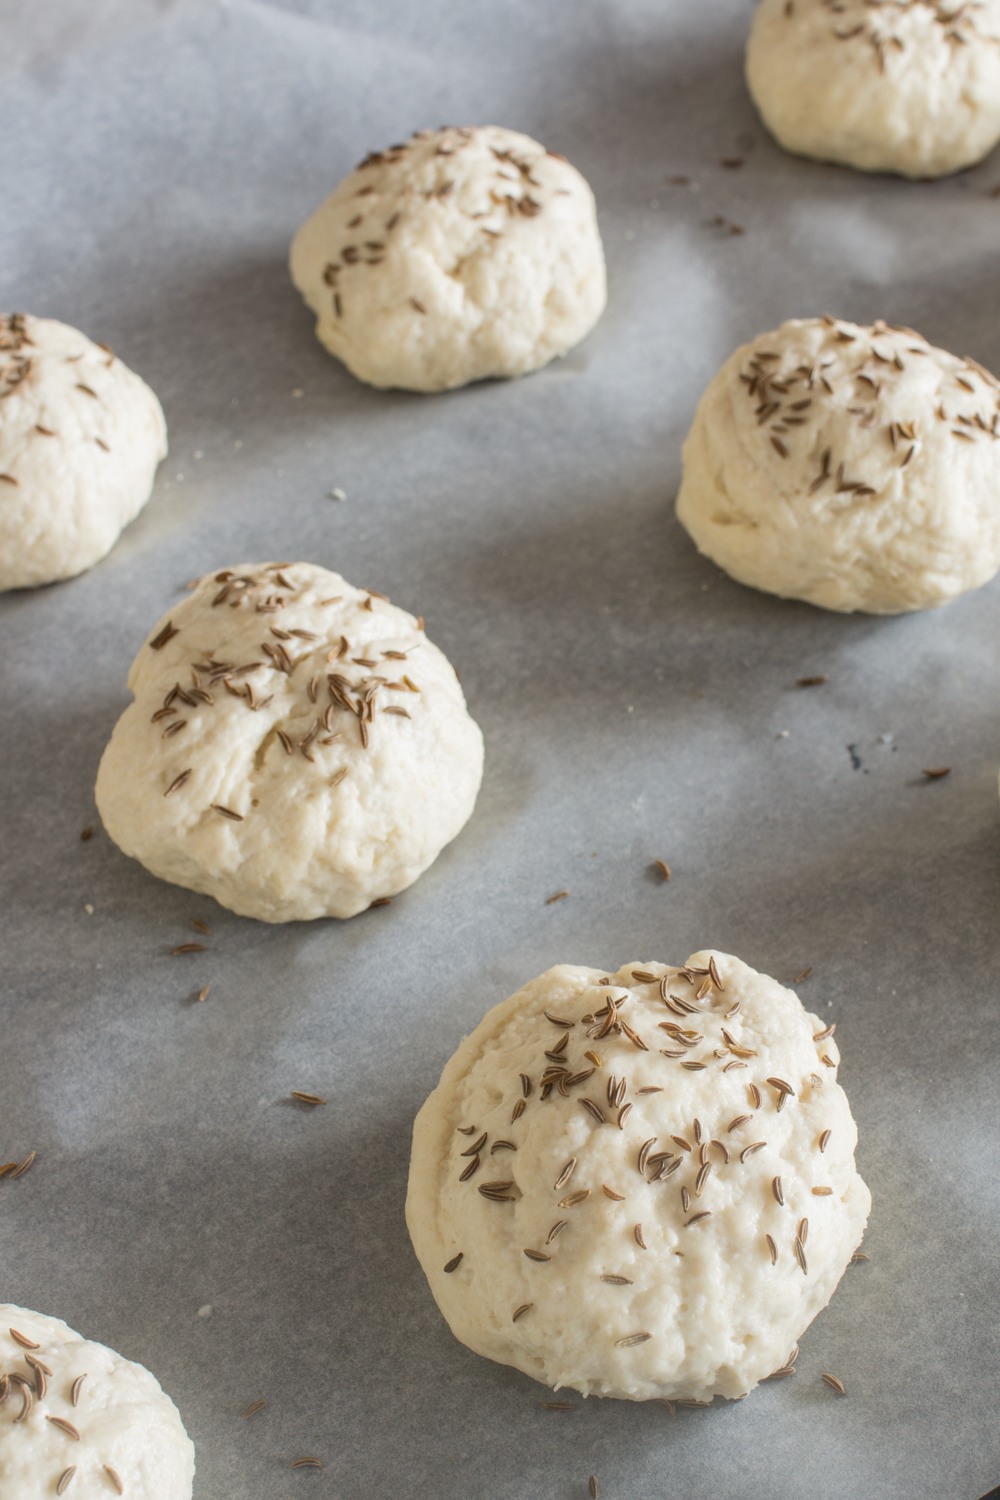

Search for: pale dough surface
xmin=290 ymin=125 xmax=606 ymax=392
xmin=676 ymin=317 xmax=1000 ymax=613
xmin=406 ymin=951 xmax=870 ymax=1402
xmin=0 ymin=1305 xmax=194 ymax=1499
xmin=95 ymin=562 xmax=484 ymax=922
xmin=747 ymin=0 xmax=1000 ymax=178
xmin=0 ymin=314 xmax=166 ymax=591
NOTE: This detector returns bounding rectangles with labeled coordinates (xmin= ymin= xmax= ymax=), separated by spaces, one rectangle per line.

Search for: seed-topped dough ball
xmin=289 ymin=126 xmax=607 ymax=392
xmin=0 ymin=314 xmax=167 ymax=591
xmin=406 ymin=951 xmax=869 ymax=1402
xmin=746 ymin=0 xmax=1000 ymax=178
xmin=676 ymin=317 xmax=1000 ymax=613
xmin=95 ymin=562 xmax=484 ymax=922
xmin=0 ymin=1305 xmax=194 ymax=1499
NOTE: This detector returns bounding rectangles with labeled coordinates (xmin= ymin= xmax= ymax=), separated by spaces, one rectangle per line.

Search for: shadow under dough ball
xmin=406 ymin=950 xmax=869 ymax=1402
xmin=676 ymin=316 xmax=1000 ymax=614
xmin=746 ymin=0 xmax=1000 ymax=179
xmin=94 ymin=562 xmax=484 ymax=921
xmin=0 ymin=313 xmax=166 ymax=591
xmin=289 ymin=125 xmax=607 ymax=392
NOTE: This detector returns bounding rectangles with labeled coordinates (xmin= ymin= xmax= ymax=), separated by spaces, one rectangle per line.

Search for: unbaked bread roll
xmin=406 ymin=951 xmax=869 ymax=1402
xmin=0 ymin=313 xmax=166 ymax=591
xmin=676 ymin=316 xmax=1000 ymax=613
xmin=747 ymin=0 xmax=1000 ymax=178
xmin=0 ymin=1305 xmax=194 ymax=1499
xmin=95 ymin=562 xmax=484 ymax=922
xmin=289 ymin=125 xmax=606 ymax=392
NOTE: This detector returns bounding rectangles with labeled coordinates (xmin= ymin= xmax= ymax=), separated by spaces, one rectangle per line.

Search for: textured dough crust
xmin=0 ymin=314 xmax=166 ymax=590
xmin=290 ymin=125 xmax=606 ymax=392
xmin=747 ymin=0 xmax=1000 ymax=178
xmin=676 ymin=316 xmax=1000 ymax=613
xmin=95 ymin=562 xmax=484 ymax=921
xmin=0 ymin=1305 xmax=194 ymax=1500
xmin=406 ymin=951 xmax=870 ymax=1402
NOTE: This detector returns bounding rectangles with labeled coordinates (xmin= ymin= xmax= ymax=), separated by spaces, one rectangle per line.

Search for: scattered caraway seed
xmin=10 ymin=1328 xmax=40 ymax=1349
xmin=9 ymin=1152 xmax=35 ymax=1179
xmin=80 ymin=826 xmax=93 ymax=841
xmin=601 ymin=1274 xmax=633 ymax=1284
xmin=369 ymin=897 xmax=393 ymax=908
xmin=614 ymin=1332 xmax=652 ymax=1348
xmin=654 ymin=859 xmax=671 ymax=880
xmin=46 ymin=1416 xmax=81 ymax=1440
xmin=850 ymin=1252 xmax=869 ymax=1263
xmin=243 ymin=1399 xmax=267 ymax=1417
xmin=794 ymin=967 xmax=813 ymax=983
xmin=603 ymin=1185 xmax=625 ymax=1200
xmin=443 ymin=1253 xmax=463 ymax=1273
xmin=772 ymin=1176 xmax=784 ymax=1206
xmin=544 ymin=1011 xmax=574 ymax=1028
xmin=212 ymin=805 xmax=243 ymax=821
xmin=812 ymin=1186 xmax=833 ymax=1195
xmin=685 ymin=1212 xmax=712 ymax=1227
xmin=762 ymin=1364 xmax=796 ymax=1381
xmin=512 ymin=1303 xmax=533 ymax=1321
xmin=103 ymin=1471 xmax=124 ymax=1497
xmin=821 ymin=1374 xmax=846 ymax=1395
xmin=553 ymin=1159 xmax=577 ymax=1190
xmin=634 ymin=1224 xmax=647 ymax=1248
xmin=290 ymin=1091 xmax=326 ymax=1106
xmin=56 ymin=1469 xmax=77 ymax=1495
xmin=797 ymin=675 xmax=828 ymax=687
xmin=291 ymin=1457 xmax=324 ymax=1468
xmin=172 ymin=943 xmax=207 ymax=954
xmin=546 ymin=890 xmax=570 ymax=904
xmin=766 ymin=1234 xmax=778 ymax=1264
xmin=559 ymin=1190 xmax=591 ymax=1208
xmin=524 ymin=1249 xmax=551 ymax=1262
xmin=590 ymin=1478 xmax=599 ymax=1500
xmin=1 ymin=1162 xmax=21 ymax=1180
xmin=197 ymin=985 xmax=210 ymax=1003
xmin=70 ymin=1375 xmax=86 ymax=1406
xmin=922 ymin=767 xmax=951 ymax=780
xmin=541 ymin=1401 xmax=575 ymax=1410
xmin=190 ymin=918 xmax=211 ymax=935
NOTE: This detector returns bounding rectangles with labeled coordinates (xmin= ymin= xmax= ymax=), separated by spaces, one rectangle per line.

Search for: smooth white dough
xmin=676 ymin=317 xmax=1000 ymax=614
xmin=95 ymin=562 xmax=484 ymax=922
xmin=747 ymin=0 xmax=1000 ymax=178
xmin=0 ymin=314 xmax=167 ymax=591
xmin=289 ymin=125 xmax=607 ymax=392
xmin=0 ymin=1305 xmax=194 ymax=1500
xmin=406 ymin=951 xmax=870 ymax=1402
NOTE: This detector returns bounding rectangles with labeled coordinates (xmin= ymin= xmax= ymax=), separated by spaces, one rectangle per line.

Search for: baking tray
xmin=2 ymin=2 xmax=999 ymax=1496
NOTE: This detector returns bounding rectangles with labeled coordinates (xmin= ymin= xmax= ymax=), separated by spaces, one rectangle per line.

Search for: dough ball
xmin=676 ymin=316 xmax=1000 ymax=614
xmin=95 ymin=562 xmax=484 ymax=922
xmin=0 ymin=314 xmax=167 ymax=591
xmin=746 ymin=0 xmax=1000 ymax=178
xmin=406 ymin=950 xmax=869 ymax=1402
xmin=0 ymin=1305 xmax=194 ymax=1499
xmin=289 ymin=125 xmax=606 ymax=392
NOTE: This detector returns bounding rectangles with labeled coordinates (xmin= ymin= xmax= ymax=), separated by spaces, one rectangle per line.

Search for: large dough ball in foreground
xmin=676 ymin=316 xmax=1000 ymax=614
xmin=0 ymin=313 xmax=166 ymax=591
xmin=406 ymin=951 xmax=870 ymax=1402
xmin=746 ymin=0 xmax=1000 ymax=179
xmin=289 ymin=125 xmax=606 ymax=392
xmin=0 ymin=1305 xmax=194 ymax=1499
xmin=95 ymin=562 xmax=484 ymax=922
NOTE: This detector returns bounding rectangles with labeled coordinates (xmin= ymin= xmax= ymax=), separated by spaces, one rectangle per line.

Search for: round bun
xmin=0 ymin=1304 xmax=194 ymax=1499
xmin=289 ymin=125 xmax=606 ymax=392
xmin=746 ymin=0 xmax=1000 ymax=179
xmin=676 ymin=316 xmax=1000 ymax=614
xmin=406 ymin=950 xmax=870 ymax=1403
xmin=95 ymin=562 xmax=484 ymax=922
xmin=0 ymin=314 xmax=166 ymax=591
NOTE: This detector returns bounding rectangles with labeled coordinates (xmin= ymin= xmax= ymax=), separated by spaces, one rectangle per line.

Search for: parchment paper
xmin=2 ymin=2 xmax=999 ymax=1496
